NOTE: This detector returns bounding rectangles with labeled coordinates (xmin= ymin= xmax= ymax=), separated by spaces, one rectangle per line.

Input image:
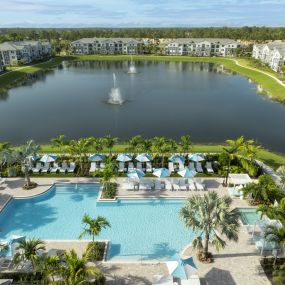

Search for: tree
xmin=51 ymin=134 xmax=67 ymax=153
xmin=103 ymin=135 xmax=118 ymax=154
xmin=273 ymin=263 xmax=285 ymax=285
xmin=152 ymin=136 xmax=167 ymax=167
xmin=179 ymin=135 xmax=192 ymax=153
xmin=13 ymin=239 xmax=46 ymax=268
xmin=93 ymin=137 xmax=104 ymax=153
xmin=128 ymin=135 xmax=142 ymax=153
xmin=180 ymin=191 xmax=240 ymax=260
xmin=79 ymin=214 xmax=110 ymax=245
xmin=139 ymin=139 xmax=152 ymax=153
xmin=16 ymin=140 xmax=40 ymax=188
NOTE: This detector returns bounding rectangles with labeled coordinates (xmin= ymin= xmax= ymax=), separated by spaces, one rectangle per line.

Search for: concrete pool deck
xmin=0 ymin=177 xmax=270 ymax=285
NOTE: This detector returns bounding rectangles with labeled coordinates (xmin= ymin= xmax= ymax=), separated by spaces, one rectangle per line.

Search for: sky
xmin=0 ymin=0 xmax=285 ymax=28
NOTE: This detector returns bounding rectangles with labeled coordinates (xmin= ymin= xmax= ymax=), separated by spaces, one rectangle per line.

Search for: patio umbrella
xmin=28 ymin=154 xmax=41 ymax=161
xmin=178 ymin=168 xmax=197 ymax=178
xmin=89 ymin=153 xmax=106 ymax=162
xmin=136 ymin=153 xmax=152 ymax=162
xmin=116 ymin=153 xmax=132 ymax=162
xmin=153 ymin=168 xmax=171 ymax=178
xmin=169 ymin=154 xmax=185 ymax=163
xmin=188 ymin=154 xmax=204 ymax=162
xmin=40 ymin=154 xmax=57 ymax=163
xmin=127 ymin=169 xmax=145 ymax=179
xmin=167 ymin=254 xmax=198 ymax=280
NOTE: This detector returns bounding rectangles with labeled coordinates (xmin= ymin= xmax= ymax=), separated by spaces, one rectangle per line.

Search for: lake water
xmin=0 ymin=60 xmax=285 ymax=152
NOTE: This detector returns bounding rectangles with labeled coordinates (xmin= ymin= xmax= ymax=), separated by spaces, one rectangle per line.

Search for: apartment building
xmin=252 ymin=41 xmax=285 ymax=72
xmin=71 ymin=38 xmax=142 ymax=55
xmin=0 ymin=41 xmax=52 ymax=66
xmin=164 ymin=38 xmax=240 ymax=57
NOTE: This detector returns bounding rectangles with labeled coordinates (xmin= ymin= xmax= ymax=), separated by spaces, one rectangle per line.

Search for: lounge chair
xmin=0 ymin=177 xmax=6 ymax=185
xmin=188 ymin=162 xmax=195 ymax=171
xmin=195 ymin=182 xmax=205 ymax=191
xmin=32 ymin=162 xmax=42 ymax=173
xmin=155 ymin=180 xmax=162 ymax=190
xmin=205 ymin=161 xmax=214 ymax=173
xmin=196 ymin=162 xmax=203 ymax=173
xmin=50 ymin=163 xmax=59 ymax=173
xmin=178 ymin=162 xmax=184 ymax=171
xmin=187 ymin=179 xmax=196 ymax=191
xmin=146 ymin=162 xmax=153 ymax=173
xmin=168 ymin=162 xmax=175 ymax=173
xmin=68 ymin=162 xmax=76 ymax=173
xmin=172 ymin=181 xmax=180 ymax=191
xmin=181 ymin=276 xmax=201 ymax=285
xmin=99 ymin=162 xmax=105 ymax=171
xmin=41 ymin=163 xmax=50 ymax=173
xmin=89 ymin=162 xmax=97 ymax=173
xmin=165 ymin=179 xmax=173 ymax=190
xmin=136 ymin=162 xmax=143 ymax=171
xmin=59 ymin=162 xmax=69 ymax=173
xmin=118 ymin=162 xmax=125 ymax=173
xmin=128 ymin=162 xmax=134 ymax=172
xmin=179 ymin=179 xmax=187 ymax=191
xmin=0 ymin=257 xmax=12 ymax=270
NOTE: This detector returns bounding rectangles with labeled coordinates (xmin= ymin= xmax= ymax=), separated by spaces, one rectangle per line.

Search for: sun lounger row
xmin=118 ymin=162 xmax=153 ymax=173
xmin=32 ymin=162 xmax=76 ymax=173
xmin=89 ymin=162 xmax=106 ymax=172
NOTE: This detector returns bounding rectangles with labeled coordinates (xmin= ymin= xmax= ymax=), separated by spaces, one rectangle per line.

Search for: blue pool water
xmin=0 ymin=184 xmax=195 ymax=260
xmin=239 ymin=208 xmax=261 ymax=225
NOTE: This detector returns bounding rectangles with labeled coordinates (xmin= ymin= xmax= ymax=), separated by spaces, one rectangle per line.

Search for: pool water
xmin=239 ymin=208 xmax=261 ymax=225
xmin=0 ymin=184 xmax=195 ymax=260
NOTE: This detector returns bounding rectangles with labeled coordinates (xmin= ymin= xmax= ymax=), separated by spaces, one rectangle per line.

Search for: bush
xmin=0 ymin=272 xmax=43 ymax=283
xmin=85 ymin=241 xmax=106 ymax=261
xmin=22 ymin=181 xmax=38 ymax=190
xmin=102 ymin=182 xmax=117 ymax=199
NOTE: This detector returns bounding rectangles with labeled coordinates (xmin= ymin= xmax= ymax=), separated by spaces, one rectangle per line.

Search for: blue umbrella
xmin=188 ymin=154 xmax=204 ymax=162
xmin=178 ymin=168 xmax=197 ymax=178
xmin=28 ymin=154 xmax=41 ymax=161
xmin=169 ymin=155 xmax=185 ymax=163
xmin=168 ymin=254 xmax=198 ymax=280
xmin=127 ymin=169 xmax=145 ymax=179
xmin=116 ymin=153 xmax=132 ymax=162
xmin=40 ymin=154 xmax=57 ymax=163
xmin=135 ymin=153 xmax=152 ymax=162
xmin=153 ymin=168 xmax=171 ymax=178
xmin=89 ymin=153 xmax=106 ymax=162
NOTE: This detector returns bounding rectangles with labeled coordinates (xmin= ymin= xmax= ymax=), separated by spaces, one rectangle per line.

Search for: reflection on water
xmin=0 ymin=60 xmax=285 ymax=153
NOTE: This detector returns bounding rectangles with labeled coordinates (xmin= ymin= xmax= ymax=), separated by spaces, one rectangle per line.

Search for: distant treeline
xmin=1 ymin=27 xmax=285 ymax=42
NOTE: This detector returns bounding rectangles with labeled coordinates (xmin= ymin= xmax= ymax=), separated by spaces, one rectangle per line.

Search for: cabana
xmin=228 ymin=174 xmax=252 ymax=198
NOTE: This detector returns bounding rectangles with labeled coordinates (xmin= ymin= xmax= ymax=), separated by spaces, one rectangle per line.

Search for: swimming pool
xmin=239 ymin=208 xmax=261 ymax=225
xmin=0 ymin=184 xmax=195 ymax=261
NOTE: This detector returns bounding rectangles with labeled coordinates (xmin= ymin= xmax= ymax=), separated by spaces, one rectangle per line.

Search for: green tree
xmin=103 ymin=135 xmax=118 ymax=154
xmin=93 ymin=137 xmax=104 ymax=153
xmin=51 ymin=134 xmax=67 ymax=153
xmin=180 ymin=191 xmax=240 ymax=260
xmin=179 ymin=135 xmax=192 ymax=153
xmin=273 ymin=263 xmax=285 ymax=285
xmin=128 ymin=135 xmax=142 ymax=153
xmin=139 ymin=139 xmax=153 ymax=153
xmin=276 ymin=166 xmax=285 ymax=189
xmin=13 ymin=239 xmax=46 ymax=268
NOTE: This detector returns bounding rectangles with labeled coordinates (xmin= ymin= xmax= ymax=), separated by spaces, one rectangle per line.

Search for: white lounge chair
xmin=41 ymin=163 xmax=50 ymax=173
xmin=146 ymin=162 xmax=153 ymax=173
xmin=155 ymin=180 xmax=162 ymax=190
xmin=59 ymin=162 xmax=69 ymax=173
xmin=89 ymin=162 xmax=97 ymax=173
xmin=68 ymin=162 xmax=76 ymax=173
xmin=196 ymin=162 xmax=203 ymax=173
xmin=187 ymin=179 xmax=196 ymax=191
xmin=178 ymin=162 xmax=184 ymax=171
xmin=188 ymin=162 xmax=195 ymax=171
xmin=0 ymin=257 xmax=12 ymax=270
xmin=179 ymin=179 xmax=187 ymax=191
xmin=118 ymin=162 xmax=125 ymax=173
xmin=32 ymin=162 xmax=42 ymax=173
xmin=128 ymin=162 xmax=134 ymax=172
xmin=168 ymin=162 xmax=175 ymax=173
xmin=165 ymin=179 xmax=173 ymax=190
xmin=206 ymin=162 xmax=214 ymax=173
xmin=195 ymin=182 xmax=205 ymax=191
xmin=99 ymin=162 xmax=105 ymax=171
xmin=0 ymin=177 xmax=6 ymax=185
xmin=172 ymin=181 xmax=180 ymax=191
xmin=50 ymin=163 xmax=59 ymax=173
xmin=136 ymin=162 xmax=143 ymax=171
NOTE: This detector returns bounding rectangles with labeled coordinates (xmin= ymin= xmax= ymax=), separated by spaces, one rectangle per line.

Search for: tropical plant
xmin=16 ymin=140 xmax=40 ymax=188
xmin=128 ymin=135 xmax=142 ymax=153
xmin=51 ymin=134 xmax=67 ymax=153
xmin=273 ymin=263 xmax=285 ymax=285
xmin=103 ymin=135 xmax=118 ymax=154
xmin=180 ymin=191 xmax=240 ymax=261
xmin=13 ymin=239 xmax=46 ymax=268
xmin=139 ymin=139 xmax=152 ymax=153
xmin=242 ymin=175 xmax=284 ymax=205
xmin=258 ymin=197 xmax=285 ymax=223
xmin=93 ymin=138 xmax=104 ymax=153
xmin=179 ymin=135 xmax=192 ymax=153
xmin=276 ymin=166 xmax=285 ymax=189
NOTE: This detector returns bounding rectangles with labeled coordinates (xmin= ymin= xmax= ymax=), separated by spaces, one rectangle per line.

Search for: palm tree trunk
xmin=203 ymin=232 xmax=210 ymax=258
xmin=25 ymin=168 xmax=31 ymax=186
xmin=225 ymin=160 xmax=231 ymax=186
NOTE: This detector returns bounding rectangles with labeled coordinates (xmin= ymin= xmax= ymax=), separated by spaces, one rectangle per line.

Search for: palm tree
xmin=16 ymin=140 xmax=40 ymax=188
xmin=51 ymin=134 xmax=67 ymax=153
xmin=103 ymin=135 xmax=118 ymax=154
xmin=179 ymin=135 xmax=192 ymax=153
xmin=13 ymin=238 xmax=46 ymax=268
xmin=139 ymin=139 xmax=152 ymax=153
xmin=128 ymin=135 xmax=142 ymax=153
xmin=152 ymin=136 xmax=167 ymax=167
xmin=180 ymin=191 xmax=240 ymax=260
xmin=55 ymin=249 xmax=101 ymax=285
xmin=93 ymin=138 xmax=104 ymax=153
xmin=68 ymin=137 xmax=93 ymax=175
xmin=79 ymin=214 xmax=110 ymax=245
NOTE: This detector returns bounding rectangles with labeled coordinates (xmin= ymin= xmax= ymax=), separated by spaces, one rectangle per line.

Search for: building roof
xmin=0 ymin=42 xmax=18 ymax=51
xmin=166 ymin=38 xmax=238 ymax=45
xmin=229 ymin=174 xmax=252 ymax=185
xmin=71 ymin=37 xmax=142 ymax=45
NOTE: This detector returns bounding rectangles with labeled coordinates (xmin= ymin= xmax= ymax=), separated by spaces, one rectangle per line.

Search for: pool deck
xmin=0 ymin=177 xmax=269 ymax=285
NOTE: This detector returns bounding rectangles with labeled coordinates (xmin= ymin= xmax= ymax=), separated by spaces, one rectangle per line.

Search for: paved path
xmin=233 ymin=59 xmax=285 ymax=88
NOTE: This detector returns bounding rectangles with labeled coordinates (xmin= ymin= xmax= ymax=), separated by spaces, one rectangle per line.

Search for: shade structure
xmin=228 ymin=174 xmax=252 ymax=185
xmin=40 ymin=154 xmax=57 ymax=163
xmin=153 ymin=168 xmax=171 ymax=178
xmin=127 ymin=169 xmax=145 ymax=179
xmin=169 ymin=154 xmax=185 ymax=163
xmin=178 ymin=168 xmax=197 ymax=178
xmin=116 ymin=153 xmax=132 ymax=162
xmin=188 ymin=154 xmax=204 ymax=162
xmin=135 ymin=153 xmax=152 ymax=162
xmin=89 ymin=153 xmax=106 ymax=162
xmin=28 ymin=154 xmax=41 ymax=161
xmin=167 ymin=254 xmax=198 ymax=280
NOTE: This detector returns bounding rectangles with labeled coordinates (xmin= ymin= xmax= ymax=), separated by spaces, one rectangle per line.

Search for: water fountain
xmin=108 ymin=73 xmax=124 ymax=105
xmin=128 ymin=56 xmax=137 ymax=74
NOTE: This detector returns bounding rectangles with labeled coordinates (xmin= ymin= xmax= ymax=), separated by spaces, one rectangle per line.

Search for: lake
xmin=0 ymin=60 xmax=285 ymax=153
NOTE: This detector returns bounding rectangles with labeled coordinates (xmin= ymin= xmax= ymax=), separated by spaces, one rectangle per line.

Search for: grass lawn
xmin=38 ymin=143 xmax=285 ymax=169
xmin=1 ymin=55 xmax=285 ymax=103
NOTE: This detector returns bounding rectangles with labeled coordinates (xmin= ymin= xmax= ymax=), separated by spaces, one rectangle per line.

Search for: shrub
xmin=85 ymin=241 xmax=106 ymax=261
xmin=102 ymin=182 xmax=117 ymax=199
